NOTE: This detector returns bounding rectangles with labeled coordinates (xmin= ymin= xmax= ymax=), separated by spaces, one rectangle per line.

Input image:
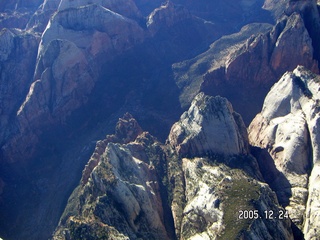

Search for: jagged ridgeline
xmin=0 ymin=0 xmax=320 ymax=240
xmin=53 ymin=94 xmax=293 ymax=240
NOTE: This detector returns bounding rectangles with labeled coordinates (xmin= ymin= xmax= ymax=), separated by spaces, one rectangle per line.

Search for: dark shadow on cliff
xmin=250 ymin=146 xmax=305 ymax=239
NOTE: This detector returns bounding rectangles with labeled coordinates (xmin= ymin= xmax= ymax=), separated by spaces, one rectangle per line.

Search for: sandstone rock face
xmin=168 ymin=93 xmax=249 ymax=157
xmin=304 ymin=163 xmax=320 ymax=240
xmin=56 ymin=104 xmax=294 ymax=240
xmin=1 ymin=3 xmax=145 ymax=163
xmin=26 ymin=0 xmax=61 ymax=32
xmin=178 ymin=158 xmax=293 ymax=240
xmin=39 ymin=4 xmax=144 ymax=55
xmin=53 ymin=116 xmax=171 ymax=240
xmin=167 ymin=92 xmax=292 ymax=239
xmin=0 ymin=0 xmax=44 ymax=29
xmin=175 ymin=3 xmax=320 ymax=124
xmin=81 ymin=113 xmax=143 ymax=185
xmin=202 ymin=11 xmax=318 ymax=123
xmin=248 ymin=66 xmax=320 ymax=236
xmin=2 ymin=1 xmax=320 ymax=240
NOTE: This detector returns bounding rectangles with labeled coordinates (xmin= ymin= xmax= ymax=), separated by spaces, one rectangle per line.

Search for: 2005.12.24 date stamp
xmin=238 ymin=209 xmax=289 ymax=220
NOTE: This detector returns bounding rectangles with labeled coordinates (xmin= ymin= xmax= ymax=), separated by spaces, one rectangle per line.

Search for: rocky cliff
xmin=249 ymin=66 xmax=320 ymax=238
xmin=167 ymin=93 xmax=293 ymax=240
xmin=53 ymin=114 xmax=172 ymax=239
xmin=174 ymin=0 xmax=320 ymax=124
xmin=53 ymin=93 xmax=295 ymax=239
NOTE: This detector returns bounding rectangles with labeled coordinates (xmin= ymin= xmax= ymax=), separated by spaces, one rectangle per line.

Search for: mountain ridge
xmin=0 ymin=0 xmax=320 ymax=239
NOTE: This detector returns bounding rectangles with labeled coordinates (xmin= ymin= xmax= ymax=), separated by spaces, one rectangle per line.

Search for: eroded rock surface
xmin=53 ymin=115 xmax=171 ymax=240
xmin=55 ymin=98 xmax=295 ymax=240
xmin=168 ymin=93 xmax=249 ymax=157
xmin=249 ymin=65 xmax=320 ymax=237
xmin=175 ymin=1 xmax=320 ymax=124
xmin=166 ymin=93 xmax=293 ymax=239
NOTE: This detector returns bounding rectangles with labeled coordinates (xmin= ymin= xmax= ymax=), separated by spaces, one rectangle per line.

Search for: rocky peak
xmin=55 ymin=96 xmax=294 ymax=240
xmin=114 ymin=113 xmax=143 ymax=144
xmin=54 ymin=115 xmax=171 ymax=240
xmin=81 ymin=113 xmax=143 ymax=185
xmin=168 ymin=92 xmax=249 ymax=157
xmin=1 ymin=1 xmax=146 ymax=164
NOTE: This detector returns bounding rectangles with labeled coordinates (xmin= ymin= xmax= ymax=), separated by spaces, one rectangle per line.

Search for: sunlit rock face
xmin=168 ymin=93 xmax=249 ymax=157
xmin=249 ymin=66 xmax=320 ymax=237
xmin=167 ymin=93 xmax=293 ymax=240
xmin=55 ymin=106 xmax=294 ymax=240
xmin=53 ymin=115 xmax=171 ymax=240
xmin=177 ymin=157 xmax=293 ymax=240
xmin=175 ymin=0 xmax=320 ymax=124
xmin=81 ymin=113 xmax=143 ymax=185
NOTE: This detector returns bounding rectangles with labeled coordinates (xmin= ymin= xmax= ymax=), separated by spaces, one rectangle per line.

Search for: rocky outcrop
xmin=167 ymin=92 xmax=293 ymax=239
xmin=81 ymin=113 xmax=143 ymax=185
xmin=168 ymin=93 xmax=249 ymax=157
xmin=202 ymin=11 xmax=318 ymax=123
xmin=1 ymin=3 xmax=145 ymax=163
xmin=0 ymin=0 xmax=44 ymax=29
xmin=174 ymin=3 xmax=320 ymax=124
xmin=2 ymin=1 xmax=320 ymax=240
xmin=248 ymin=66 xmax=320 ymax=237
xmin=53 ymin=115 xmax=171 ymax=240
xmin=147 ymin=1 xmax=192 ymax=35
xmin=26 ymin=0 xmax=61 ymax=32
xmin=179 ymin=157 xmax=293 ymax=240
xmin=55 ymin=96 xmax=295 ymax=240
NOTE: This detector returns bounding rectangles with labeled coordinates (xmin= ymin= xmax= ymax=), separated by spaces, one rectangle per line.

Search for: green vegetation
xmin=218 ymin=171 xmax=260 ymax=240
xmin=95 ymin=156 xmax=117 ymax=188
xmin=68 ymin=218 xmax=111 ymax=240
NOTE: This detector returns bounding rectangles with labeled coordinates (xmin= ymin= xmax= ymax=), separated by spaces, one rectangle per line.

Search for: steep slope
xmin=54 ymin=94 xmax=294 ymax=240
xmin=175 ymin=0 xmax=320 ymax=124
xmin=167 ymin=93 xmax=293 ymax=240
xmin=0 ymin=28 xmax=39 ymax=142
xmin=53 ymin=114 xmax=173 ymax=239
xmin=168 ymin=93 xmax=249 ymax=157
xmin=1 ymin=3 xmax=145 ymax=164
xmin=248 ymin=66 xmax=320 ymax=238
